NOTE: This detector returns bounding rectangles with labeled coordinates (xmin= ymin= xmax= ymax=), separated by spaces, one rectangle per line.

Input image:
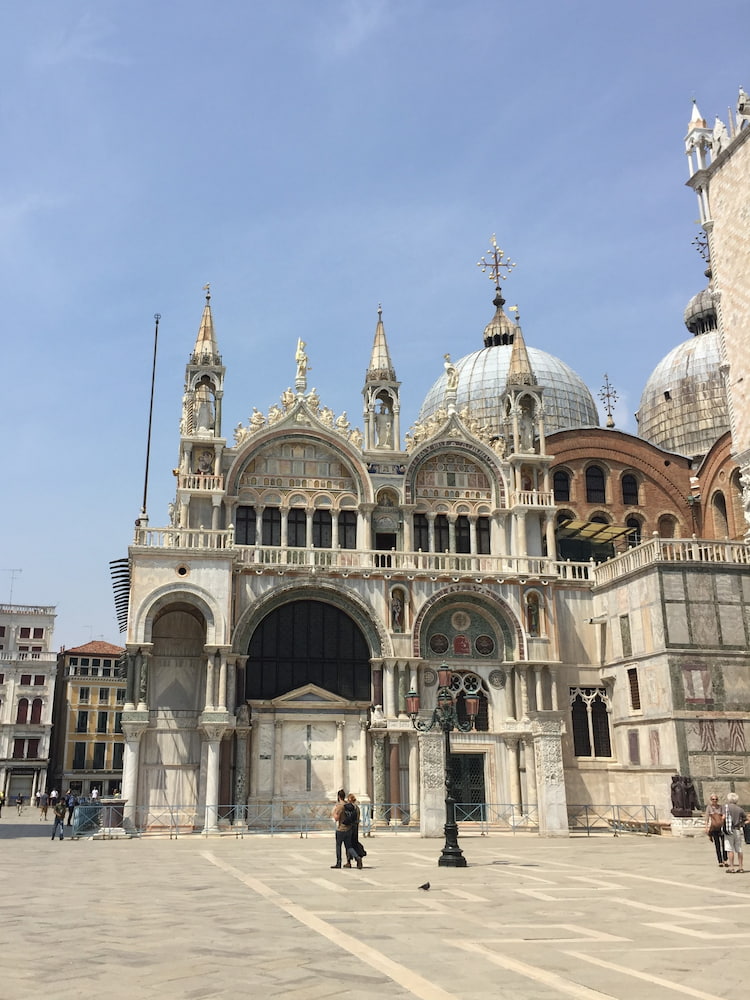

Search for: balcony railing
xmin=593 ymin=536 xmax=750 ymax=586
xmin=512 ymin=490 xmax=555 ymax=507
xmin=0 ymin=651 xmax=57 ymax=664
xmin=132 ymin=525 xmax=595 ymax=582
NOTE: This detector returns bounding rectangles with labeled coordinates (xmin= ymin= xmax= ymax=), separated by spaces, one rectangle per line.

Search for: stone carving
xmin=533 ymin=731 xmax=564 ymax=785
xmin=349 ymin=427 xmax=364 ymax=449
xmin=281 ymin=387 xmax=295 ymax=411
xmin=422 ymin=667 xmax=437 ymax=687
xmin=419 ymin=733 xmax=444 ymax=790
xmin=267 ymin=404 xmax=283 ymax=425
xmin=488 ymin=669 xmax=506 ymax=689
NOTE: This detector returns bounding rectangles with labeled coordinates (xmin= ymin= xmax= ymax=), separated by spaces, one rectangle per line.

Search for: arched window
xmin=30 ymin=698 xmax=43 ymax=724
xmin=570 ymin=687 xmax=612 ymax=758
xmin=413 ymin=513 xmax=429 ymax=551
xmin=262 ymin=508 xmax=281 ymax=545
xmin=585 ymin=466 xmax=606 ymax=503
xmin=658 ymin=514 xmax=677 ymax=538
xmin=712 ymin=491 xmax=729 ymax=538
xmin=312 ymin=510 xmax=332 ymax=548
xmin=287 ymin=507 xmax=307 ymax=547
xmin=235 ymin=506 xmax=256 ymax=545
xmin=476 ymin=516 xmax=491 ymax=554
xmin=621 ymin=474 xmax=639 ymax=506
xmin=455 ymin=516 xmax=471 ymax=554
xmin=553 ymin=470 xmax=571 ymax=502
xmin=626 ymin=516 xmax=642 ymax=547
xmin=16 ymin=698 xmax=28 ymax=724
xmin=338 ymin=511 xmax=356 ymax=549
xmin=434 ymin=515 xmax=449 ymax=553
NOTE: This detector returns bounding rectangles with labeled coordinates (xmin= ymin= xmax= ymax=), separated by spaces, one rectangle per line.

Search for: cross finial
xmin=692 ymin=232 xmax=709 ymax=263
xmin=599 ymin=374 xmax=619 ymax=429
xmin=202 ymin=283 xmax=211 ymax=302
xmin=477 ymin=235 xmax=516 ymax=288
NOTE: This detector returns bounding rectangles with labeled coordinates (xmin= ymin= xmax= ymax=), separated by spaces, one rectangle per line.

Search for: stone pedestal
xmin=92 ymin=798 xmax=130 ymax=840
xmin=418 ymin=733 xmax=445 ymax=837
xmin=670 ymin=815 xmax=704 ymax=837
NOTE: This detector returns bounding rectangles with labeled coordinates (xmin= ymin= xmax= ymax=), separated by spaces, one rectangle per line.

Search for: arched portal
xmin=246 ymin=599 xmax=371 ymax=701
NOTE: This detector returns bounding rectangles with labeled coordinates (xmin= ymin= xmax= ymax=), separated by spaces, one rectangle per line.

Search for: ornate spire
xmin=366 ymin=304 xmax=396 ymax=382
xmin=478 ymin=236 xmax=519 ymax=347
xmin=192 ymin=284 xmax=220 ymax=364
xmin=506 ymin=314 xmax=537 ymax=387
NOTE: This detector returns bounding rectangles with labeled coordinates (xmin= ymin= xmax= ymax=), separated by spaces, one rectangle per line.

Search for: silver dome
xmin=418 ymin=345 xmax=600 ymax=435
xmin=637 ymin=330 xmax=728 ymax=457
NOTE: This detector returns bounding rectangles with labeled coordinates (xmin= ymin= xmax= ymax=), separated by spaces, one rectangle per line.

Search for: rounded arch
xmin=620 ymin=471 xmax=640 ymax=506
xmin=232 ymin=580 xmax=391 ymax=660
xmin=584 ymin=463 xmax=607 ymax=503
xmin=711 ymin=489 xmax=729 ymax=538
xmin=412 ymin=585 xmax=524 ymax=661
xmin=404 ymin=439 xmax=506 ymax=508
xmin=130 ymin=583 xmax=222 ymax=645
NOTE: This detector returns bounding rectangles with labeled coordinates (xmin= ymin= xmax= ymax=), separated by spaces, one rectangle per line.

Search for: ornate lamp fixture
xmin=406 ymin=665 xmax=479 ymax=867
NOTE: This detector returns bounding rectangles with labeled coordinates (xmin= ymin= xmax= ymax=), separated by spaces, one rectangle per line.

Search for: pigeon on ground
xmin=418 ymin=881 xmax=430 ymax=891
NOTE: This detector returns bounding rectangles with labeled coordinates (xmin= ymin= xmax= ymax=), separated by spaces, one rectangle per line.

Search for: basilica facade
xmin=118 ymin=93 xmax=750 ymax=835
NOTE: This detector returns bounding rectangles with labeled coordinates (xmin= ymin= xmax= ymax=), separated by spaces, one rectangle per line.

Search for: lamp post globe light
xmin=406 ymin=664 xmax=479 ymax=868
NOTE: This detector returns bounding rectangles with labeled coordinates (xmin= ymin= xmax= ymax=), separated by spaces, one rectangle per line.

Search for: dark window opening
xmin=312 ymin=510 xmax=332 ymax=548
xmin=413 ymin=514 xmax=429 ymax=552
xmin=287 ymin=507 xmax=307 ymax=547
xmin=262 ymin=508 xmax=281 ymax=546
xmin=338 ymin=511 xmax=357 ymax=550
xmin=236 ymin=506 xmax=256 ymax=545
xmin=553 ymin=470 xmax=571 ymax=502
xmin=585 ymin=466 xmax=606 ymax=504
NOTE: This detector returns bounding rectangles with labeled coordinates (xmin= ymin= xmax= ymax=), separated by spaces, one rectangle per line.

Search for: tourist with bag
xmin=723 ymin=792 xmax=747 ymax=873
xmin=705 ymin=793 xmax=728 ymax=867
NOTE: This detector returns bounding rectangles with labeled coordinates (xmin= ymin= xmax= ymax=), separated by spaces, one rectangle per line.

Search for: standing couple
xmin=331 ymin=789 xmax=367 ymax=870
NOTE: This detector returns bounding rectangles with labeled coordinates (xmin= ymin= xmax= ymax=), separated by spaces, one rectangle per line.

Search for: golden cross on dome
xmin=477 ymin=235 xmax=516 ymax=286
xmin=599 ymin=373 xmax=619 ymax=429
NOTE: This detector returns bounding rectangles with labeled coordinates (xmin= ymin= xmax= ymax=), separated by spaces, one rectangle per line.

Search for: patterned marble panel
xmin=690 ymin=606 xmax=719 ymax=646
xmin=662 ymin=573 xmax=686 ymax=601
xmin=688 ymin=754 xmax=713 ymax=776
xmin=719 ymin=604 xmax=746 ymax=645
xmin=686 ymin=574 xmax=713 ymax=603
xmin=716 ymin=757 xmax=747 ymax=775
xmin=716 ymin=573 xmax=742 ymax=603
xmin=665 ymin=604 xmax=689 ymax=645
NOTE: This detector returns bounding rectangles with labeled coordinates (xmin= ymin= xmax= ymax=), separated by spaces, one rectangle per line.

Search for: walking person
xmin=705 ymin=793 xmax=728 ymax=867
xmin=347 ymin=793 xmax=367 ymax=866
xmin=0 ymin=790 xmax=5 ymax=817
xmin=330 ymin=789 xmax=359 ymax=870
xmin=51 ymin=797 xmax=66 ymax=841
xmin=16 ymin=793 xmax=23 ymax=815
xmin=38 ymin=791 xmax=49 ymax=821
xmin=64 ymin=789 xmax=78 ymax=827
xmin=724 ymin=792 xmax=747 ymax=873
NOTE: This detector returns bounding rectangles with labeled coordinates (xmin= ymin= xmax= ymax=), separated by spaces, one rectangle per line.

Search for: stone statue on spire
xmin=295 ymin=339 xmax=309 ymax=393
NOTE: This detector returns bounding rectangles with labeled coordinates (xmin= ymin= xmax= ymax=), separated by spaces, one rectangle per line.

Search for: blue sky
xmin=2 ymin=1 xmax=747 ymax=648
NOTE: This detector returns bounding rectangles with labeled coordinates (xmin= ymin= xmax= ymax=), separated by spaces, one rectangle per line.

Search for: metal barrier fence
xmin=71 ymin=800 xmax=659 ymax=839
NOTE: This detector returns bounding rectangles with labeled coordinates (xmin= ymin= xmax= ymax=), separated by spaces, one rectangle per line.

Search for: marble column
xmin=534 ymin=667 xmax=544 ymax=713
xmin=234 ymin=719 xmax=251 ymax=817
xmin=397 ymin=662 xmax=408 ymax=718
xmin=389 ymin=734 xmax=401 ymax=823
xmin=531 ymin=717 xmax=568 ymax=837
xmin=505 ymin=738 xmax=522 ymax=814
xmin=408 ymin=734 xmax=419 ymax=822
xmin=522 ymin=735 xmax=538 ymax=814
xmin=121 ymin=719 xmax=148 ymax=830
xmin=358 ymin=719 xmax=369 ymax=799
xmin=383 ymin=660 xmax=396 ymax=719
xmin=335 ymin=720 xmax=346 ymax=791
xmin=272 ymin=720 xmax=283 ymax=798
xmin=372 ymin=733 xmax=386 ymax=824
xmin=202 ymin=725 xmax=225 ymax=833
xmin=204 ymin=647 xmax=217 ymax=711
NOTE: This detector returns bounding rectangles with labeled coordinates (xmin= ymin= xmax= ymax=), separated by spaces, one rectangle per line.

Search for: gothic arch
xmin=232 ymin=580 xmax=391 ymax=660
xmin=411 ymin=584 xmax=524 ymax=661
xmin=131 ymin=583 xmax=223 ymax=646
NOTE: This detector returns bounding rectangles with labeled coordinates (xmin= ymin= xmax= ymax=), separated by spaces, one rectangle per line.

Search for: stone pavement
xmin=1 ymin=808 xmax=748 ymax=1000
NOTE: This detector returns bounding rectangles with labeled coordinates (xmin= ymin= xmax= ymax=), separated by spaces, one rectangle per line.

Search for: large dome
xmin=418 ymin=344 xmax=600 ymax=435
xmin=637 ymin=280 xmax=728 ymax=458
xmin=636 ymin=330 xmax=728 ymax=457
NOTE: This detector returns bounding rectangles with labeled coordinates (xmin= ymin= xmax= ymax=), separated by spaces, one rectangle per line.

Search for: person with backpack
xmin=330 ymin=788 xmax=360 ymax=870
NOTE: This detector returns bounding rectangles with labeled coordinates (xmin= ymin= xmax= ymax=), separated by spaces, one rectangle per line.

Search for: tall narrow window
xmin=570 ymin=687 xmax=612 ymax=758
xmin=476 ymin=516 xmax=491 ymax=554
xmin=585 ymin=466 xmax=606 ymax=503
xmin=434 ymin=515 xmax=449 ymax=553
xmin=235 ymin=506 xmax=256 ymax=545
xmin=287 ymin=507 xmax=307 ymax=547
xmin=16 ymin=698 xmax=28 ymax=724
xmin=26 ymin=738 xmax=39 ymax=759
xmin=338 ymin=511 xmax=357 ymax=549
xmin=627 ymin=667 xmax=641 ymax=710
xmin=76 ymin=711 xmax=88 ymax=733
xmin=413 ymin=514 xmax=429 ymax=552
xmin=455 ymin=516 xmax=471 ymax=554
xmin=621 ymin=474 xmax=639 ymax=506
xmin=93 ymin=743 xmax=106 ymax=770
xmin=73 ymin=743 xmax=86 ymax=769
xmin=312 ymin=510 xmax=332 ymax=548
xmin=553 ymin=470 xmax=571 ymax=502
xmin=262 ymin=508 xmax=281 ymax=546
xmin=30 ymin=698 xmax=42 ymax=724
xmin=626 ymin=517 xmax=641 ymax=547
xmin=620 ymin=615 xmax=632 ymax=657
xmin=112 ymin=743 xmax=124 ymax=770
xmin=628 ymin=730 xmax=640 ymax=765
xmin=97 ymin=711 xmax=108 ymax=734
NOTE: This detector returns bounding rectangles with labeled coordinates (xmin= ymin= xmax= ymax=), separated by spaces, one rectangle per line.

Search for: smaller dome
xmin=637 ymin=331 xmax=728 ymax=458
xmin=683 ymin=287 xmax=716 ymax=335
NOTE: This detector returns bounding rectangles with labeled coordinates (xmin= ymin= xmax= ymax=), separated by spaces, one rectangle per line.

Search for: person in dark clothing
xmin=346 ymin=793 xmax=367 ymax=866
xmin=330 ymin=789 xmax=359 ymax=869
xmin=64 ymin=790 xmax=78 ymax=826
xmin=51 ymin=799 xmax=66 ymax=841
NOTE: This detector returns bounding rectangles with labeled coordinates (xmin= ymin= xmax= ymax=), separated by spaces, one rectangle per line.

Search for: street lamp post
xmin=406 ymin=664 xmax=479 ymax=868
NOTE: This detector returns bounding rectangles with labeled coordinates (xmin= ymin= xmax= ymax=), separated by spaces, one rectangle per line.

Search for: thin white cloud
xmin=318 ymin=0 xmax=391 ymax=56
xmin=29 ymin=10 xmax=128 ymax=68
